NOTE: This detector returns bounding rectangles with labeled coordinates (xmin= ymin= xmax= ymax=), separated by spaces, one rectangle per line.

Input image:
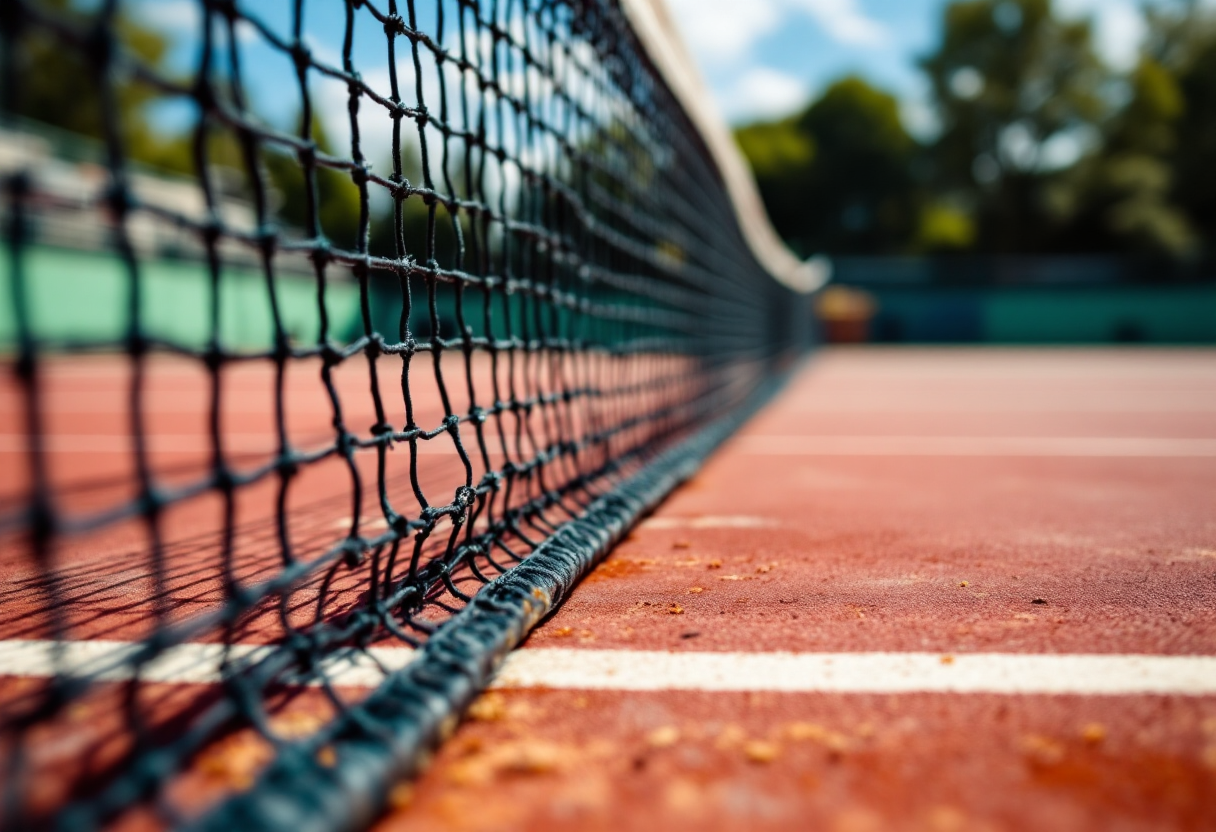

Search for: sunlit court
xmin=1 ymin=0 xmax=1214 ymax=830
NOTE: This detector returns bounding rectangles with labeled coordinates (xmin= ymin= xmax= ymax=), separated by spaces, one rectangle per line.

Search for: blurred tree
xmin=1053 ymin=57 xmax=1196 ymax=255
xmin=914 ymin=201 xmax=977 ymax=252
xmin=1165 ymin=17 xmax=1216 ymax=251
xmin=734 ymin=118 xmax=816 ymax=251
xmin=735 ymin=76 xmax=920 ymax=256
xmin=262 ymin=116 xmax=361 ymax=249
xmin=6 ymin=0 xmax=172 ymax=157
xmin=798 ymin=77 xmax=920 ymax=255
xmin=921 ymin=0 xmax=1107 ymax=252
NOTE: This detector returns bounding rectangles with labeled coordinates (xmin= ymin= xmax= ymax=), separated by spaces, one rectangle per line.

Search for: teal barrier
xmin=0 ymin=246 xmax=659 ymax=353
xmin=0 ymin=245 xmax=360 ymax=351
xmin=865 ymin=286 xmax=1216 ymax=344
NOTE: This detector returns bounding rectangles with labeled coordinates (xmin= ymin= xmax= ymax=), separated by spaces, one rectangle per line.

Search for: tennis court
xmin=378 ymin=347 xmax=1216 ymax=831
xmin=5 ymin=347 xmax=1214 ymax=830
xmin=2 ymin=0 xmax=1215 ymax=830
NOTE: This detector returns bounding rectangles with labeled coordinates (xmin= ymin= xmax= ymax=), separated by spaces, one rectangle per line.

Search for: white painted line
xmin=640 ymin=515 xmax=779 ymax=530
xmin=0 ymin=640 xmax=417 ymax=687
xmin=2 ymin=641 xmax=1215 ymax=696
xmin=740 ymin=435 xmax=1216 ymax=458
xmin=0 ymin=435 xmax=466 ymax=455
xmin=789 ymin=400 xmax=1216 ymax=414
xmin=492 ymin=650 xmax=1216 ymax=696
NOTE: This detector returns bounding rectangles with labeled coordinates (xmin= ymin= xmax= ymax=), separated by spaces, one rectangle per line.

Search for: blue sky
xmin=135 ymin=0 xmax=1213 ymax=148
xmin=664 ymin=0 xmax=1214 ymax=132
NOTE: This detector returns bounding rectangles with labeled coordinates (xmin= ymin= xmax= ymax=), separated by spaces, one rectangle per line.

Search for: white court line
xmin=640 ymin=515 xmax=779 ymax=530
xmin=0 ymin=435 xmax=468 ymax=454
xmin=0 ymin=640 xmax=417 ymax=688
xmin=740 ymin=435 xmax=1216 ymax=458
xmin=494 ymin=650 xmax=1216 ymax=695
xmin=2 ymin=641 xmax=1215 ymax=696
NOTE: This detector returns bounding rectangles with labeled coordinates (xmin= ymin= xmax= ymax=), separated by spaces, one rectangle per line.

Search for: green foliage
xmin=262 ymin=117 xmax=361 ymax=249
xmin=796 ymin=77 xmax=919 ymax=254
xmin=1171 ymin=28 xmax=1216 ymax=243
xmin=735 ymin=77 xmax=920 ymax=255
xmin=921 ymin=0 xmax=1107 ymax=252
xmin=734 ymin=120 xmax=815 ymax=180
xmin=736 ymin=0 xmax=1216 ymax=259
xmin=18 ymin=0 xmax=1216 ymax=261
xmin=8 ymin=0 xmax=173 ymax=157
xmin=734 ymin=119 xmax=816 ymax=251
xmin=915 ymin=202 xmax=977 ymax=252
xmin=1057 ymin=56 xmax=1196 ymax=256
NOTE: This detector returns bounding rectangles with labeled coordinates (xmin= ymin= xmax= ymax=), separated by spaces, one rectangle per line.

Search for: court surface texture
xmin=3 ymin=347 xmax=1214 ymax=831
xmin=385 ymin=347 xmax=1216 ymax=832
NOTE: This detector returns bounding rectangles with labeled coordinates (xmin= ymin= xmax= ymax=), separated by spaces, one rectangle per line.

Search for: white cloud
xmin=1093 ymin=3 xmax=1147 ymax=72
xmin=140 ymin=0 xmax=257 ymax=44
xmin=666 ymin=0 xmax=887 ymax=69
xmin=665 ymin=0 xmax=785 ymax=66
xmin=790 ymin=0 xmax=889 ymax=47
xmin=900 ymin=98 xmax=939 ymax=142
xmin=719 ymin=66 xmax=810 ymax=122
xmin=138 ymin=0 xmax=199 ymax=31
xmin=1056 ymin=0 xmax=1146 ymax=72
xmin=1039 ymin=125 xmax=1100 ymax=171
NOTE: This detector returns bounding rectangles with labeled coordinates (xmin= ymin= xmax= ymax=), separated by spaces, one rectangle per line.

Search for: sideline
xmin=3 ymin=640 xmax=1215 ymax=696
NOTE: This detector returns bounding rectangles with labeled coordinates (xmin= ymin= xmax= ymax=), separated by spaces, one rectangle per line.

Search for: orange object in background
xmin=814 ymin=285 xmax=877 ymax=343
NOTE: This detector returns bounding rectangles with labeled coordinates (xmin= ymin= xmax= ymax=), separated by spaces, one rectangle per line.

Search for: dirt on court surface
xmin=379 ymin=347 xmax=1216 ymax=832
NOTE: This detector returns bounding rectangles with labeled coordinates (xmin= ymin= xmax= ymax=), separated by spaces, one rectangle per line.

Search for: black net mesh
xmin=0 ymin=0 xmax=807 ymax=828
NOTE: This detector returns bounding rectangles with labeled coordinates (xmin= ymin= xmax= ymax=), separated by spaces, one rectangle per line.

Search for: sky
xmin=664 ymin=0 xmax=1216 ymax=133
xmin=133 ymin=0 xmax=1214 ymax=152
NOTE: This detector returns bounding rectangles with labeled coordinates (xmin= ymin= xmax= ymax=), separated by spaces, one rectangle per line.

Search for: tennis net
xmin=0 ymin=0 xmax=811 ymax=828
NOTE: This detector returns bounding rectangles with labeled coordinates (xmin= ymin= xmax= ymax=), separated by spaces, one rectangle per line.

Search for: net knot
xmin=454 ymin=485 xmax=477 ymax=509
xmin=341 ymin=539 xmax=366 ymax=568
xmin=201 ymin=345 xmax=224 ymax=371
xmin=4 ymin=171 xmax=31 ymax=199
xmin=383 ymin=14 xmax=406 ymax=37
xmin=286 ymin=634 xmax=317 ymax=670
xmin=200 ymin=217 xmax=222 ymax=246
xmin=291 ymin=41 xmax=312 ymax=72
xmin=319 ymin=343 xmax=342 ymax=368
xmin=193 ymin=75 xmax=218 ymax=111
xmin=310 ymin=241 xmax=332 ymax=268
xmin=126 ymin=332 xmax=150 ymax=357
xmin=212 ymin=466 xmax=235 ymax=492
xmin=256 ymin=226 xmax=279 ymax=258
xmin=272 ymin=332 xmax=292 ymax=363
xmin=207 ymin=0 xmax=239 ymax=21
xmin=387 ymin=173 xmax=409 ymax=201
xmin=105 ymin=182 xmax=134 ymax=220
xmin=363 ymin=334 xmax=383 ymax=359
xmin=138 ymin=487 xmax=166 ymax=518
xmin=11 ymin=348 xmax=35 ymax=383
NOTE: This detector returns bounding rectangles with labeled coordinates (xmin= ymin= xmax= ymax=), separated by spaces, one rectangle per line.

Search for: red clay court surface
xmin=385 ymin=347 xmax=1216 ymax=832
xmin=3 ymin=347 xmax=1216 ymax=830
